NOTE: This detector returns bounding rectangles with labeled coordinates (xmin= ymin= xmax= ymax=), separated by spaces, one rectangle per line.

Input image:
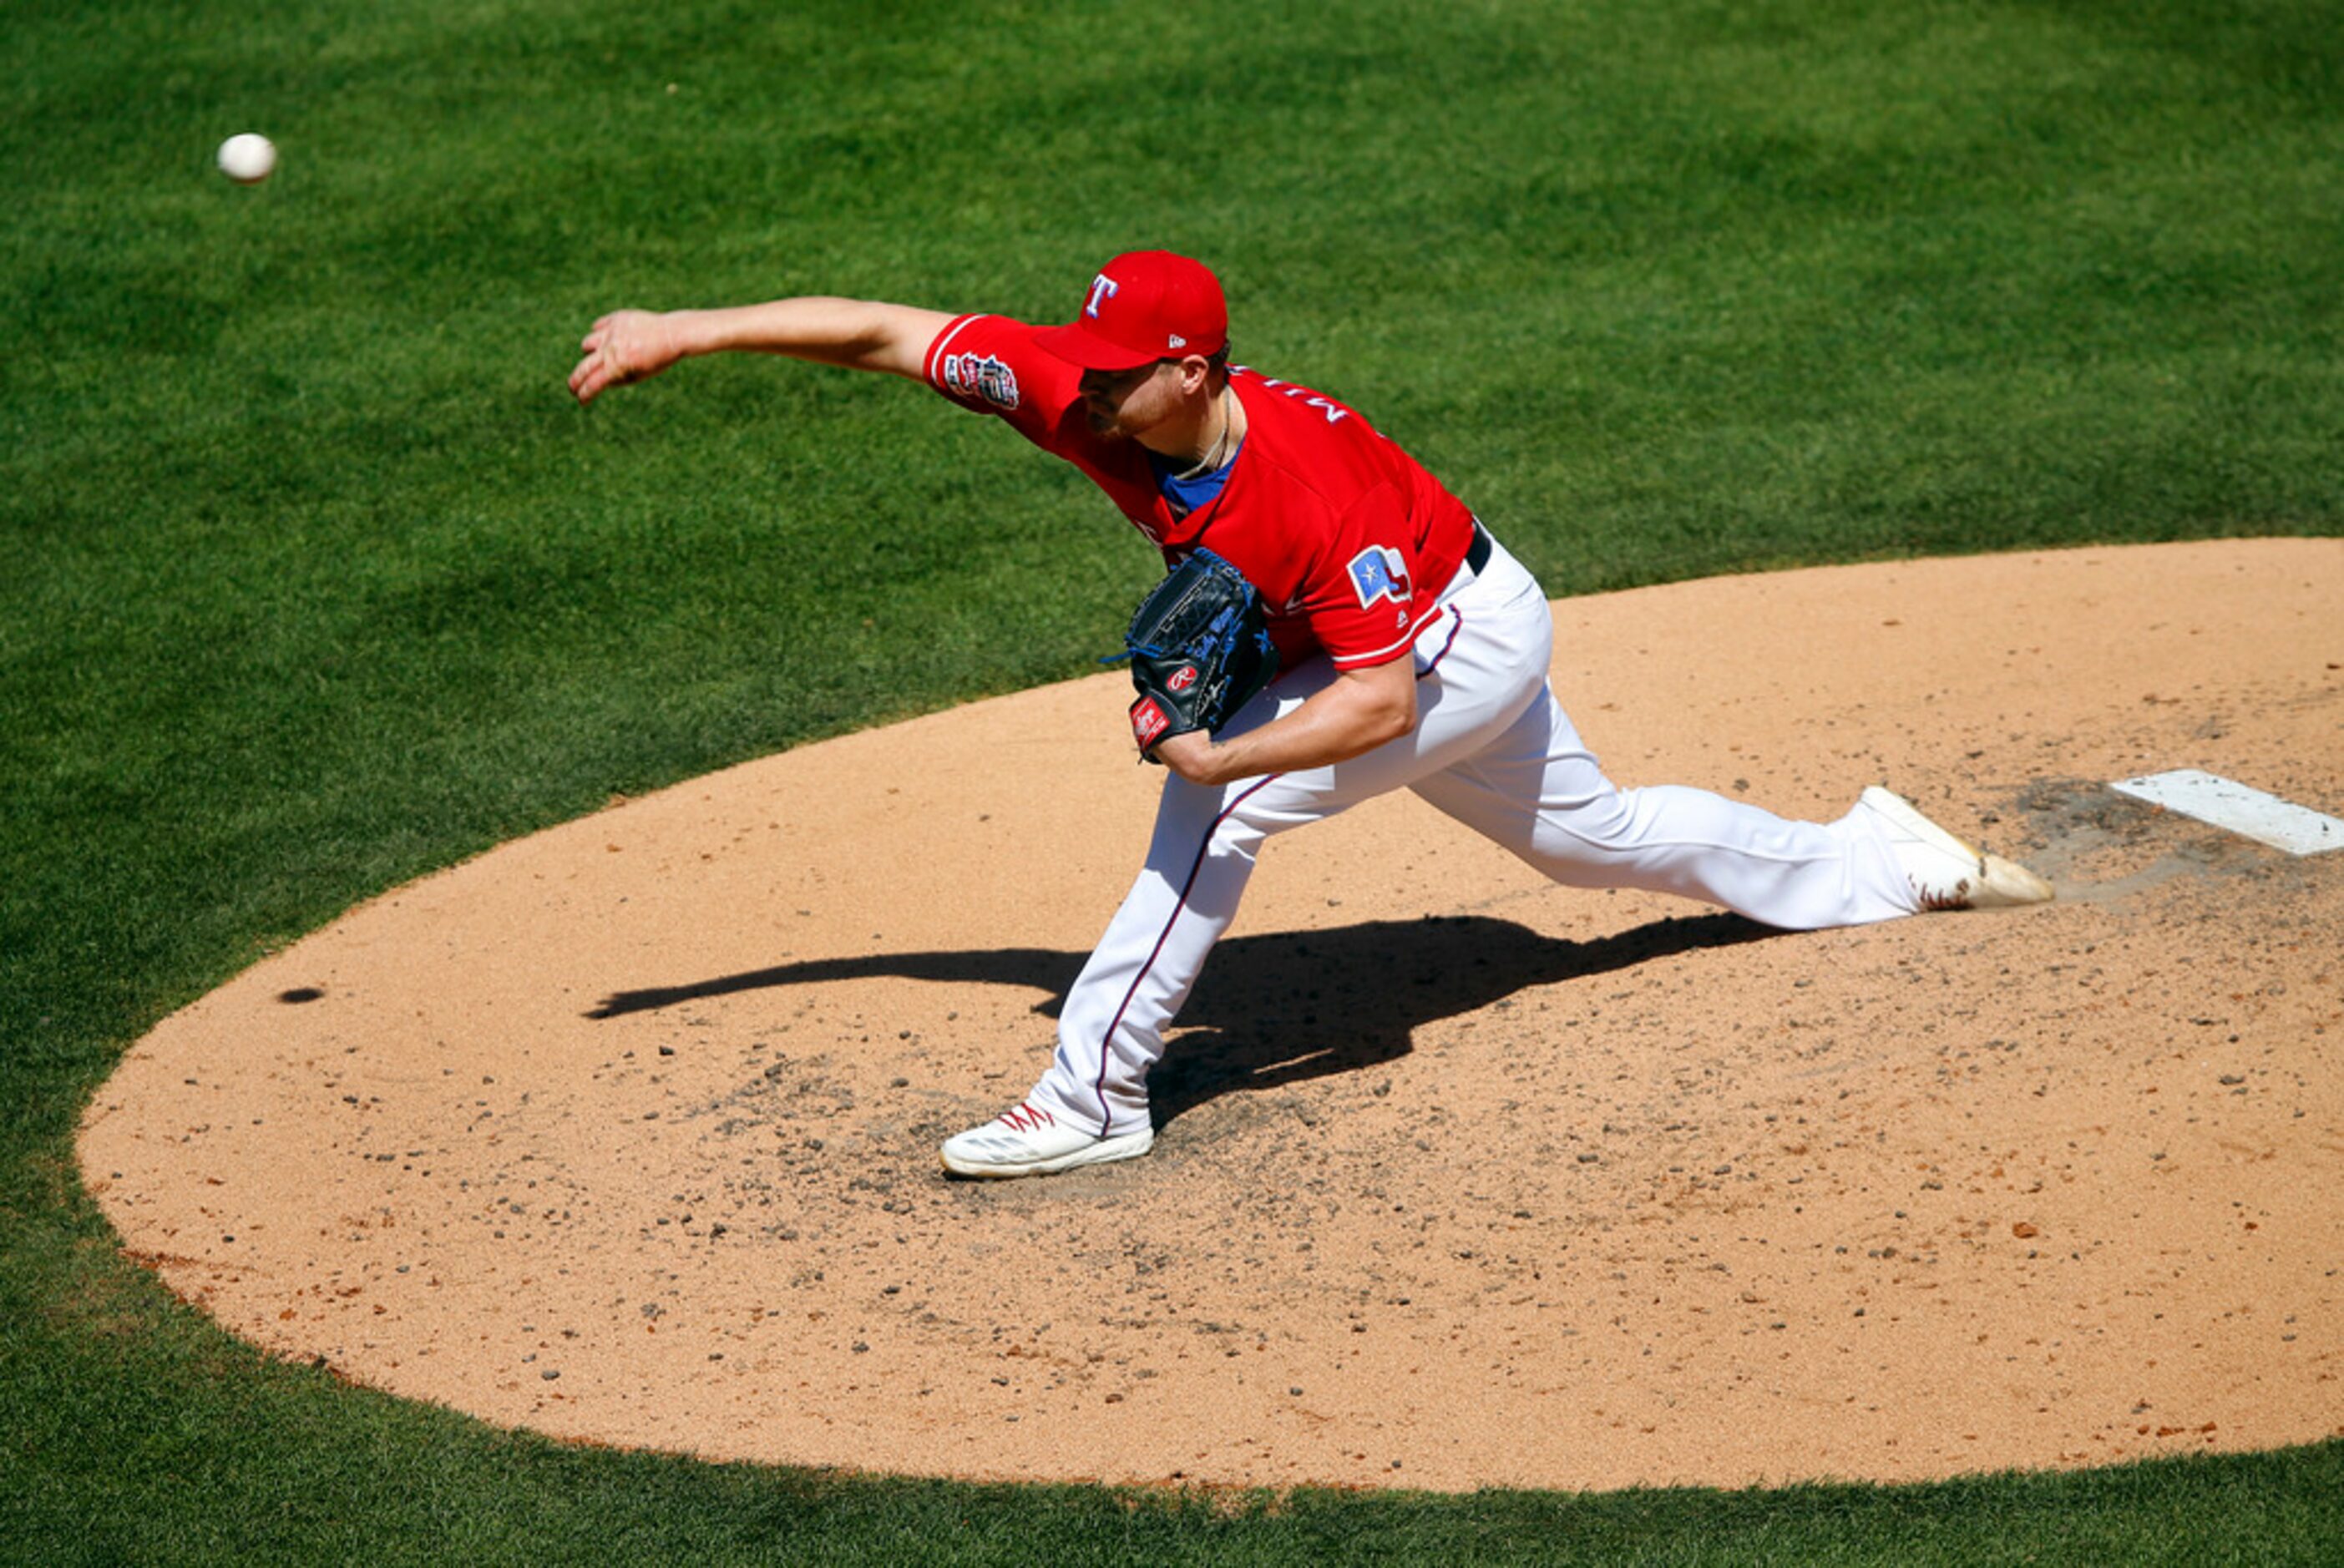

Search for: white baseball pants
xmin=1028 ymin=537 xmax=1920 ymax=1139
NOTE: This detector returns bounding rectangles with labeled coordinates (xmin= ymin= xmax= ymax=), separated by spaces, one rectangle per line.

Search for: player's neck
xmin=1146 ymin=385 xmax=1243 ymax=475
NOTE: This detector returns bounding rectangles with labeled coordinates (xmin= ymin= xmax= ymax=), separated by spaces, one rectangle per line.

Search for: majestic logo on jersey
xmin=1130 ymin=694 xmax=1172 ymax=751
xmin=1085 ymin=275 xmax=1120 ymax=317
xmin=940 ymin=352 xmax=1019 ymax=410
xmin=1167 ymin=663 xmax=1200 ymax=692
xmin=1348 ymin=545 xmax=1410 ymax=608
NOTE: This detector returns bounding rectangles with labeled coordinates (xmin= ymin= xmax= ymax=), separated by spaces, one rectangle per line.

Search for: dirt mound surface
xmin=81 ymin=539 xmax=2344 ymax=1491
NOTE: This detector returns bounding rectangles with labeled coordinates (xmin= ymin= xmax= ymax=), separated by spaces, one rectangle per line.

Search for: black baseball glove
xmin=1108 ymin=549 xmax=1280 ymax=761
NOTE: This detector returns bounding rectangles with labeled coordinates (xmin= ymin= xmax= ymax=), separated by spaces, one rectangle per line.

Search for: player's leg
xmin=1413 ymin=539 xmax=2050 ymax=923
xmin=1018 ymin=633 xmax=1545 ymax=1143
xmin=944 ymin=558 xmax=1556 ymax=1173
xmin=939 ymin=677 xmax=1356 ymax=1173
xmin=1406 ymin=539 xmax=2050 ymax=924
xmin=1408 ymin=689 xmax=1919 ymax=929
xmin=1381 ymin=534 xmax=1910 ymax=927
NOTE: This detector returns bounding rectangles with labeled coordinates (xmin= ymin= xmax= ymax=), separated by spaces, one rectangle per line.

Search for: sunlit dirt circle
xmin=81 ymin=540 xmax=2344 ymax=1491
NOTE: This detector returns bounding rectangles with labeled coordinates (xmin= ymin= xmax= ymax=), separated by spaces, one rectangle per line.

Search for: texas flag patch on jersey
xmin=1348 ymin=545 xmax=1411 ymax=607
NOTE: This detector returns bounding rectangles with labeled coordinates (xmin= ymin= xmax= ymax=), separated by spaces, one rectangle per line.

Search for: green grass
xmin=4 ymin=0 xmax=2341 ymax=1560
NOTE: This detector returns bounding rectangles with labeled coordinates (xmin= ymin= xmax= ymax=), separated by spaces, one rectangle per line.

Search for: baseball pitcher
xmin=570 ymin=251 xmax=2052 ymax=1179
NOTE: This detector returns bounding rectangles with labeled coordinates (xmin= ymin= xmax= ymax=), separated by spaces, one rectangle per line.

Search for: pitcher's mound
xmin=80 ymin=539 xmax=2344 ymax=1492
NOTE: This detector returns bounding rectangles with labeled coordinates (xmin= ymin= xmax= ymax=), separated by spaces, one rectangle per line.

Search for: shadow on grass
xmin=585 ymin=911 xmax=1780 ymax=1127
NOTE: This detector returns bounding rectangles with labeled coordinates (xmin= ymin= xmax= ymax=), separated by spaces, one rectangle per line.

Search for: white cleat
xmin=939 ymin=1101 xmax=1155 ymax=1179
xmin=1859 ymin=786 xmax=2054 ymax=911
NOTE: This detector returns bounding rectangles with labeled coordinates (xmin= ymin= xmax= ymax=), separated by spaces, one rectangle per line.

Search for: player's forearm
xmin=1166 ymin=664 xmax=1416 ymax=787
xmin=570 ymin=297 xmax=951 ymax=405
xmin=668 ymin=298 xmax=950 ymax=377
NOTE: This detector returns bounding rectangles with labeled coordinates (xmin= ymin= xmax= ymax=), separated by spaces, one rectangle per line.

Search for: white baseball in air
xmin=217 ymin=134 xmax=277 ymax=185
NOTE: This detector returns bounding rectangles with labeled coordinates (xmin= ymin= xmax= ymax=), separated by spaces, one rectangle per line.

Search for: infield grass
xmin=4 ymin=0 xmax=2341 ymax=1560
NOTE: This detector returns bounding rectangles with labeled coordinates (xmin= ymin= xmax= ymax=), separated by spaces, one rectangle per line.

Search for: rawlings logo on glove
xmin=1106 ymin=549 xmax=1279 ymax=761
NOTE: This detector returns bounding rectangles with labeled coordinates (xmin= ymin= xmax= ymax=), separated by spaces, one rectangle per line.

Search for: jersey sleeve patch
xmin=1347 ymin=544 xmax=1411 ymax=607
xmin=939 ymin=349 xmax=1019 ymax=410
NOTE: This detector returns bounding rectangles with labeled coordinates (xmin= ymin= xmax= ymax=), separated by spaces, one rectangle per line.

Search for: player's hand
xmin=569 ymin=310 xmax=681 ymax=405
xmin=1150 ymin=730 xmax=1223 ymax=785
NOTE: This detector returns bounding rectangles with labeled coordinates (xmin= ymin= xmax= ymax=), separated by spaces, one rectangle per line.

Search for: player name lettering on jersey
xmin=1253 ymin=377 xmax=1349 ymax=425
xmin=940 ymin=352 xmax=1020 ymax=411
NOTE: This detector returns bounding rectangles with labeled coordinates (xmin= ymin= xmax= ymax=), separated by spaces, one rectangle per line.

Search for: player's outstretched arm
xmin=568 ymin=298 xmax=956 ymax=405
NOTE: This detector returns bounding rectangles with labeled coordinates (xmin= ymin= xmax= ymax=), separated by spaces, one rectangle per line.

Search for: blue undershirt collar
xmin=1147 ymin=439 xmax=1244 ymax=522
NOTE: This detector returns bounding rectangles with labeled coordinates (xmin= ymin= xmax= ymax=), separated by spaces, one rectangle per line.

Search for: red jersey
xmin=922 ymin=314 xmax=1478 ymax=670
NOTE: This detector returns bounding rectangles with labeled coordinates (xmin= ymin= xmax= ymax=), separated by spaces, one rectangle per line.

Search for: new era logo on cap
xmin=1036 ymin=251 xmax=1228 ymax=371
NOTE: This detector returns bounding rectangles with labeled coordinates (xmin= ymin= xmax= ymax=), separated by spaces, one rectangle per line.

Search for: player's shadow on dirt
xmin=587 ymin=912 xmax=1779 ymax=1128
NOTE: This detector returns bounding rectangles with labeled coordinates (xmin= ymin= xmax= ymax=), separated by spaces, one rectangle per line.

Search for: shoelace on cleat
xmin=1914 ymin=877 xmax=1974 ymax=912
xmin=998 ymin=1102 xmax=1056 ymax=1133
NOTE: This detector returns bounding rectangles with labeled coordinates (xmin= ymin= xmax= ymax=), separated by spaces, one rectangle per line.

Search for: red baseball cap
xmin=1034 ymin=250 xmax=1228 ymax=371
